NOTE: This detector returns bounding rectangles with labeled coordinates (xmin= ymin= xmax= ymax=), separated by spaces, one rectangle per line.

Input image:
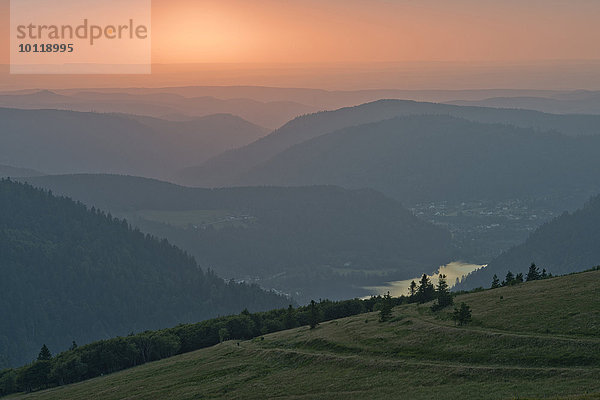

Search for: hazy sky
xmin=1 ymin=0 xmax=600 ymax=89
xmin=151 ymin=0 xmax=600 ymax=64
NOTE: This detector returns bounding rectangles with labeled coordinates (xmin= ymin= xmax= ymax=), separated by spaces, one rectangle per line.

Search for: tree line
xmin=380 ymin=274 xmax=471 ymax=326
xmin=490 ymin=263 xmax=552 ymax=288
xmin=0 ymin=295 xmax=404 ymax=396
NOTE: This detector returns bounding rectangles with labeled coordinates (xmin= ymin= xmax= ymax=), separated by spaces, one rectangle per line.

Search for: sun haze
xmin=1 ymin=0 xmax=600 ymax=89
xmin=150 ymin=0 xmax=600 ymax=64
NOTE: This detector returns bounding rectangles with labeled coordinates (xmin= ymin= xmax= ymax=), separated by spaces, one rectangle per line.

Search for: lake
xmin=365 ymin=261 xmax=486 ymax=297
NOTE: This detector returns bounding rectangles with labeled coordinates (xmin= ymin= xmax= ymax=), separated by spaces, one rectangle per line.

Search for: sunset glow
xmin=2 ymin=0 xmax=600 ymax=89
xmin=149 ymin=0 xmax=600 ymax=64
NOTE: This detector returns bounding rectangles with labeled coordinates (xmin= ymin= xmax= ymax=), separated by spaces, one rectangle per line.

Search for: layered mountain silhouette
xmin=447 ymin=91 xmax=600 ymax=115
xmin=181 ymin=112 xmax=600 ymax=204
xmin=0 ymin=108 xmax=267 ymax=179
xmin=178 ymin=100 xmax=600 ymax=190
xmin=0 ymin=90 xmax=314 ymax=129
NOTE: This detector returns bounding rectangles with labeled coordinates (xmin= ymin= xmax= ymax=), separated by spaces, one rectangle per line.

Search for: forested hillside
xmin=230 ymin=115 xmax=600 ymax=203
xmin=0 ymin=180 xmax=289 ymax=368
xmin=178 ymin=99 xmax=600 ymax=187
xmin=456 ymin=195 xmax=600 ymax=289
xmin=23 ymin=174 xmax=457 ymax=303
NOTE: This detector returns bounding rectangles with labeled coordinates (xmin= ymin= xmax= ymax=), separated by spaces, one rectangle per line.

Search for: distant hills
xmin=447 ymin=91 xmax=600 ymax=115
xmin=4 ymin=87 xmax=600 ymax=130
xmin=22 ymin=174 xmax=456 ymax=303
xmin=0 ymin=179 xmax=289 ymax=368
xmin=178 ymin=99 xmax=600 ymax=190
xmin=0 ymin=90 xmax=314 ymax=129
xmin=0 ymin=108 xmax=267 ymax=179
xmin=0 ymin=164 xmax=43 ymax=178
xmin=182 ymin=113 xmax=600 ymax=204
xmin=6 ymin=99 xmax=600 ymax=200
xmin=457 ymin=195 xmax=600 ymax=290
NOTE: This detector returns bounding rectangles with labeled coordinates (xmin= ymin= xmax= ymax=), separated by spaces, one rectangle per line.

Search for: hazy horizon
xmin=3 ymin=0 xmax=600 ymax=90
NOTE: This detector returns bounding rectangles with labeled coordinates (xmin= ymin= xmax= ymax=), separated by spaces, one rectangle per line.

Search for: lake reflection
xmin=365 ymin=262 xmax=486 ymax=297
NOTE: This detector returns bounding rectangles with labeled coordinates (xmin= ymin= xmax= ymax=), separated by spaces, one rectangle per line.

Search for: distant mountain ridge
xmin=177 ymin=99 xmax=600 ymax=187
xmin=446 ymin=91 xmax=600 ymax=115
xmin=0 ymin=107 xmax=267 ymax=179
xmin=0 ymin=90 xmax=314 ymax=129
xmin=192 ymin=114 xmax=600 ymax=204
xmin=0 ymin=164 xmax=43 ymax=178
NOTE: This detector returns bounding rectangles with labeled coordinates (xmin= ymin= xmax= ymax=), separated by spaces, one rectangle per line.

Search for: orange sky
xmin=152 ymin=0 xmax=600 ymax=64
xmin=1 ymin=0 xmax=600 ymax=89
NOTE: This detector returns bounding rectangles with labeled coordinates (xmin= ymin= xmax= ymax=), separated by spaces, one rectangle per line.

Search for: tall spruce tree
xmin=416 ymin=274 xmax=435 ymax=303
xmin=408 ymin=280 xmax=417 ymax=300
xmin=37 ymin=345 xmax=51 ymax=361
xmin=526 ymin=263 xmax=541 ymax=281
xmin=491 ymin=274 xmax=501 ymax=289
xmin=432 ymin=274 xmax=453 ymax=311
xmin=504 ymin=271 xmax=515 ymax=286
xmin=379 ymin=291 xmax=393 ymax=322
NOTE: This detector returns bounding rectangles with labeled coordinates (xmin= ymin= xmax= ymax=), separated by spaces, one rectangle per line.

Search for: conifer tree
xmin=452 ymin=303 xmax=472 ymax=326
xmin=504 ymin=271 xmax=515 ymax=286
xmin=379 ymin=291 xmax=393 ymax=322
xmin=416 ymin=274 xmax=435 ymax=303
xmin=408 ymin=280 xmax=417 ymax=300
xmin=491 ymin=274 xmax=501 ymax=289
xmin=431 ymin=274 xmax=453 ymax=310
xmin=37 ymin=344 xmax=52 ymax=361
xmin=526 ymin=263 xmax=541 ymax=281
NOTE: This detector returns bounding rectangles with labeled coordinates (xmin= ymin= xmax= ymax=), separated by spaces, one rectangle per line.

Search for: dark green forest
xmin=0 ymin=179 xmax=289 ymax=369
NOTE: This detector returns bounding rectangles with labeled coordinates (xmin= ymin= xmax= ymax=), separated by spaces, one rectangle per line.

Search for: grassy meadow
xmin=9 ymin=270 xmax=600 ymax=400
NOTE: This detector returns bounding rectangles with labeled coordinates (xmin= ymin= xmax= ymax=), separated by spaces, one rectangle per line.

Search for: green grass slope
xmin=10 ymin=270 xmax=600 ymax=400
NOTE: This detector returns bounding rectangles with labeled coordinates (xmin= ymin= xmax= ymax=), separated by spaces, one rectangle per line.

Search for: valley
xmin=2 ymin=2 xmax=600 ymax=398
